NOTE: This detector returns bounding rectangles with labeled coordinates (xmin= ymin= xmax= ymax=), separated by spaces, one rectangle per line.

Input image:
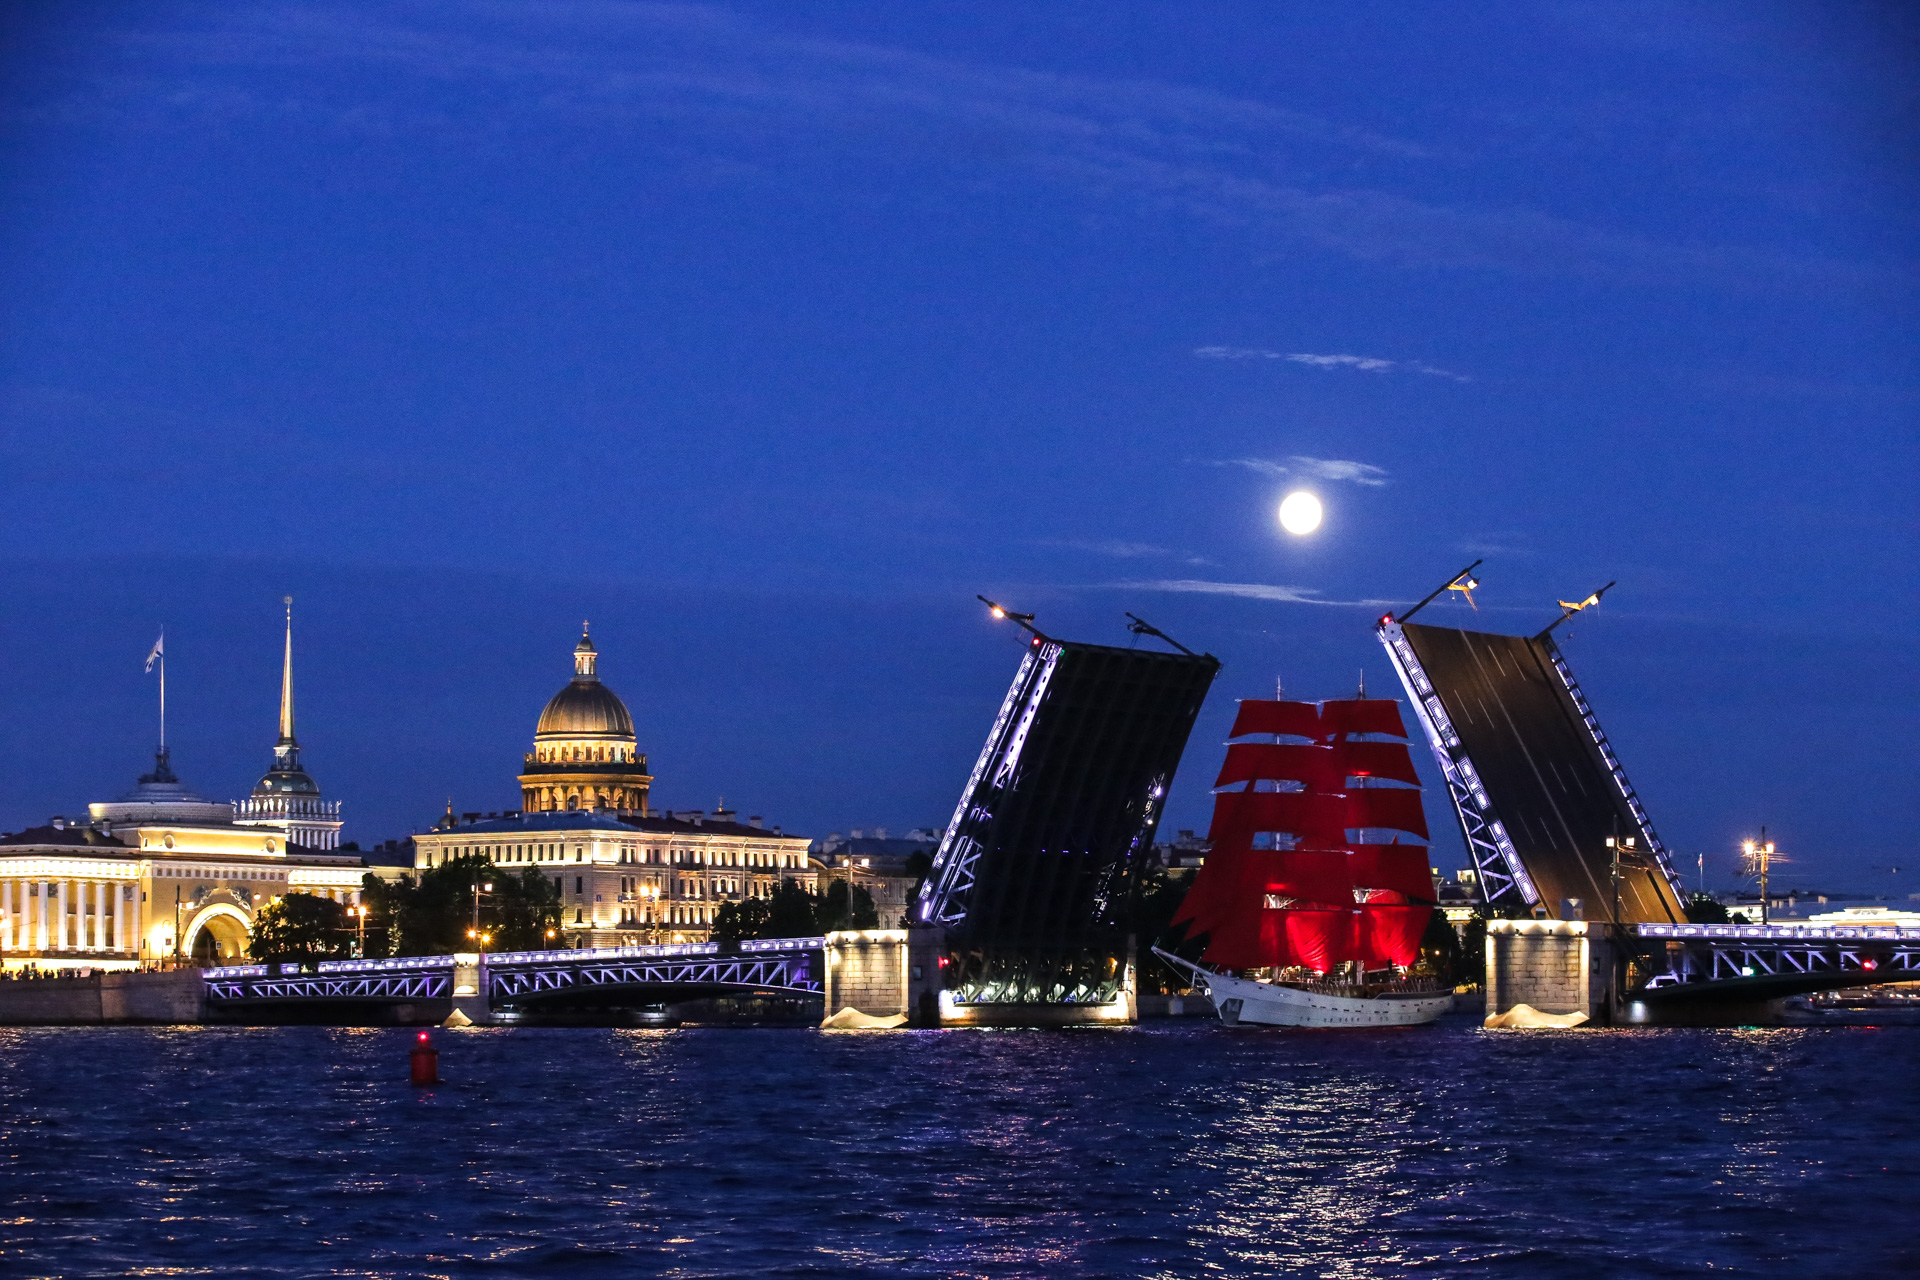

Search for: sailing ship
xmin=1155 ymin=688 xmax=1453 ymax=1028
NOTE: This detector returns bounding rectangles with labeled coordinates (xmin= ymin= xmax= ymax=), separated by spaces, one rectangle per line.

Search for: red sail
xmin=1206 ymin=790 xmax=1349 ymax=847
xmin=1331 ymin=741 xmax=1422 ymax=786
xmin=1356 ymin=904 xmax=1428 ymax=967
xmin=1214 ymin=743 xmax=1338 ymax=790
xmin=1318 ymin=698 xmax=1408 ymax=740
xmin=1173 ymin=696 xmax=1436 ymax=974
xmin=1277 ymin=907 xmax=1353 ymax=974
xmin=1229 ymin=700 xmax=1322 ymax=740
xmin=1347 ymin=843 xmax=1436 ymax=901
xmin=1345 ymin=788 xmax=1430 ymax=840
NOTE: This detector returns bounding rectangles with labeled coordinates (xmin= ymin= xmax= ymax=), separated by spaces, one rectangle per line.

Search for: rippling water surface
xmin=2 ymin=1018 xmax=1911 ymax=1278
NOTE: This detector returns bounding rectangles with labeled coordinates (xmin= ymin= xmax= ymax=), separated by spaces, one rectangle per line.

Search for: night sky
xmin=2 ymin=4 xmax=1914 ymax=893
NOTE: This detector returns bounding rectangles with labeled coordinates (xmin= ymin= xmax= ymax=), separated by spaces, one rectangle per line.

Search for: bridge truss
xmin=486 ymin=938 xmax=823 ymax=1003
xmin=1634 ymin=922 xmax=1920 ymax=1000
xmin=204 ymin=956 xmax=456 ymax=1002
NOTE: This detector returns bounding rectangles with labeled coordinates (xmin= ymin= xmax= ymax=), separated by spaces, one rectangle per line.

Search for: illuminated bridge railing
xmin=1633 ymin=923 xmax=1920 ymax=994
xmin=204 ymin=955 xmax=455 ymax=1002
xmin=487 ymin=937 xmax=825 ymax=1002
xmin=203 ymin=938 xmax=826 ymax=1004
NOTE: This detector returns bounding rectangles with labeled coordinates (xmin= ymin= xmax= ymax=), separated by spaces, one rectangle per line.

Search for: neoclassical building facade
xmin=423 ymin=627 xmax=812 ymax=945
xmin=0 ymin=748 xmax=365 ymax=970
xmin=517 ymin=627 xmax=654 ymax=815
xmin=0 ymin=605 xmax=364 ymax=971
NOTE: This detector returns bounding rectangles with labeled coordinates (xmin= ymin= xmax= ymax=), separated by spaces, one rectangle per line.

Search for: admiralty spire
xmin=234 ymin=597 xmax=343 ymax=850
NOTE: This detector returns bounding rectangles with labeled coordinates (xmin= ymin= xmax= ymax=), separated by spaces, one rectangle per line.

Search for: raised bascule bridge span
xmin=1376 ymin=565 xmax=1901 ymax=1024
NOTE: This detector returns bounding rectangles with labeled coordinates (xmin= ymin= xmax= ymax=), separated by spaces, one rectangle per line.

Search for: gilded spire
xmin=279 ymin=596 xmax=296 ymax=745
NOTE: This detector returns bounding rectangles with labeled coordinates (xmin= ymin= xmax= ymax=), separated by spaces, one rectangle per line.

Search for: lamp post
xmin=471 ymin=879 xmax=493 ymax=947
xmin=1603 ymin=832 xmax=1635 ymax=1017
xmin=1603 ymin=834 xmax=1635 ymax=927
xmin=1742 ymin=830 xmax=1776 ymax=927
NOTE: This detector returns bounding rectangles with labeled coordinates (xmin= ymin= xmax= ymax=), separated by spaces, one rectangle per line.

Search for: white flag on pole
xmin=145 ymin=633 xmax=164 ymax=672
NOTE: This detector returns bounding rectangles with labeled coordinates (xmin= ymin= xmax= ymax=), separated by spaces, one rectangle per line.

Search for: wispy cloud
xmin=1207 ymin=456 xmax=1390 ymax=487
xmin=1111 ymin=579 xmax=1396 ymax=607
xmin=53 ymin=3 xmax=1876 ymax=290
xmin=1195 ymin=347 xmax=1468 ymax=380
xmin=1036 ymin=538 xmax=1214 ymax=566
xmin=1038 ymin=538 xmax=1169 ymax=558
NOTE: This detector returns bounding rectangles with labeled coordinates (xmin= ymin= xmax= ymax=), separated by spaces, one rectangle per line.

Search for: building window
xmin=575 ymin=876 xmax=583 ymax=895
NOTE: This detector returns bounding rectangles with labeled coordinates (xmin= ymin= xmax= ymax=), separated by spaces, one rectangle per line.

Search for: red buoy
xmin=410 ymin=1030 xmax=440 ymax=1086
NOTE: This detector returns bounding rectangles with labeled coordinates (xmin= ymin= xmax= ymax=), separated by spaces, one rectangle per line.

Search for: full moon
xmin=1278 ymin=490 xmax=1323 ymax=536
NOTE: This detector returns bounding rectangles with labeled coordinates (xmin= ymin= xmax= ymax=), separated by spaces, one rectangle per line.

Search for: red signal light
xmin=417 ymin=1030 xmax=430 ymax=1043
xmin=1862 ymin=958 xmax=1878 ymax=972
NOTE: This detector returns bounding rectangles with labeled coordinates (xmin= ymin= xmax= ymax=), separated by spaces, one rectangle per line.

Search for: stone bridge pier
xmin=1485 ymin=920 xmax=1789 ymax=1027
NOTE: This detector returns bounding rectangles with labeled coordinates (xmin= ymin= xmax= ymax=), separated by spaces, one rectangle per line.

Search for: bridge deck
xmin=1634 ymin=922 xmax=1920 ymax=1001
xmin=204 ymin=937 xmax=827 ymax=1004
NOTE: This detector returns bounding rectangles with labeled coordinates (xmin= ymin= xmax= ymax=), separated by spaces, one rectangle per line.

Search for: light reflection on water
xmin=0 ymin=1020 xmax=1911 ymax=1278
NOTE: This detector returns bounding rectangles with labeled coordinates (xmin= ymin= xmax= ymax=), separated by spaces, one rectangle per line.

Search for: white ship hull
xmin=1154 ymin=949 xmax=1451 ymax=1029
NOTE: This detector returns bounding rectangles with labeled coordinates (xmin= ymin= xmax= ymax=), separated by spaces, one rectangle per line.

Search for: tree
xmin=1684 ymin=892 xmax=1729 ymax=925
xmin=715 ymin=879 xmax=823 ymax=941
xmin=359 ymin=856 xmax=562 ymax=956
xmin=768 ymin=879 xmax=820 ymax=937
xmin=1418 ymin=909 xmax=1465 ymax=986
xmin=898 ymin=850 xmax=933 ymax=926
xmin=249 ymin=893 xmax=352 ymax=965
xmin=713 ymin=897 xmax=775 ymax=942
xmin=818 ymin=878 xmax=879 ymax=931
xmin=1132 ymin=861 xmax=1202 ymax=994
xmin=1458 ymin=910 xmax=1487 ymax=988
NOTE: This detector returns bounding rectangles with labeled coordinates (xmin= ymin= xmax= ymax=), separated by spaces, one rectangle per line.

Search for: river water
xmin=1 ymin=1017 xmax=1910 ymax=1278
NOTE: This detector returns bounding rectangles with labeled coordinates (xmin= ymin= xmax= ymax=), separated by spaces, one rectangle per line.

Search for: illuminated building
xmin=0 ymin=747 xmax=365 ymax=971
xmin=415 ymin=629 xmax=811 ymax=945
xmin=516 ymin=627 xmax=654 ymax=815
xmin=0 ymin=607 xmax=365 ymax=971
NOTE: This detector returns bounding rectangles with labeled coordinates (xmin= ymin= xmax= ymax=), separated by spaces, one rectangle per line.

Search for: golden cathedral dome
xmin=534 ymin=628 xmax=636 ymax=740
xmin=519 ymin=626 xmax=652 ymax=816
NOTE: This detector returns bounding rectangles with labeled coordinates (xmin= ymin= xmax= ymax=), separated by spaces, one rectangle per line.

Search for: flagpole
xmin=159 ymin=628 xmax=166 ymax=751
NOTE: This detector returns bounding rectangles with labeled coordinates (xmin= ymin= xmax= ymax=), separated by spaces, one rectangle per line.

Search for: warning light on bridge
xmin=1862 ymin=958 xmax=1878 ymax=971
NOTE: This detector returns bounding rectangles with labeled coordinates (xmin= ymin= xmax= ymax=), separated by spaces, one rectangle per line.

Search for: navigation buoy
xmin=410 ymin=1029 xmax=440 ymax=1086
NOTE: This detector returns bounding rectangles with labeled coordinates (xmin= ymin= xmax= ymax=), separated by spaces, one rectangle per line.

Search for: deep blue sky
xmin=2 ymin=3 xmax=1914 ymax=892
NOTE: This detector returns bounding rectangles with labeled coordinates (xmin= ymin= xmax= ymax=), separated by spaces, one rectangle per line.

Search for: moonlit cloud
xmin=1287 ymin=353 xmax=1397 ymax=372
xmin=1196 ymin=348 xmax=1469 ymax=380
xmin=1208 ymin=456 xmax=1390 ymax=487
xmin=1290 ymin=456 xmax=1390 ymax=486
xmin=1111 ymin=580 xmax=1396 ymax=607
xmin=1039 ymin=538 xmax=1170 ymax=558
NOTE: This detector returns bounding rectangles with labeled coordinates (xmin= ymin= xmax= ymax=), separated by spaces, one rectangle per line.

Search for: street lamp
xmin=1742 ymin=830 xmax=1777 ymax=927
xmin=1603 ymin=832 xmax=1637 ymax=1015
xmin=346 ymin=904 xmax=367 ymax=958
xmin=471 ymin=880 xmax=494 ymax=946
xmin=1603 ymin=834 xmax=1636 ymax=926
